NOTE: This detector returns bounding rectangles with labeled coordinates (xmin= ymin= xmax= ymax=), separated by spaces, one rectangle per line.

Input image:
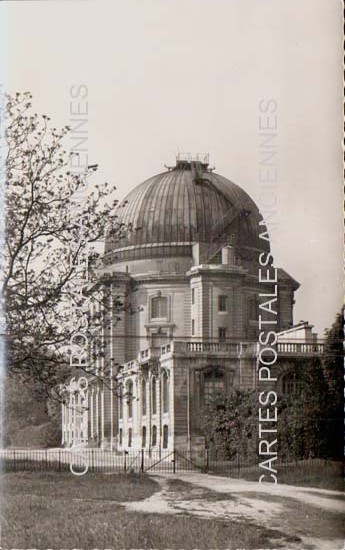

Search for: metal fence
xmin=0 ymin=448 xmax=331 ymax=477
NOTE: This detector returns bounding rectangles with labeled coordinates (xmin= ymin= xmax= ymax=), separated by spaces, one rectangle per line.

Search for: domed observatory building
xmin=62 ymin=154 xmax=322 ymax=450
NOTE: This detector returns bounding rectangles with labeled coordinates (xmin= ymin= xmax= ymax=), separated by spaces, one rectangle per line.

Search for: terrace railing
xmin=277 ymin=342 xmax=324 ymax=355
xmin=161 ymin=341 xmax=324 ymax=357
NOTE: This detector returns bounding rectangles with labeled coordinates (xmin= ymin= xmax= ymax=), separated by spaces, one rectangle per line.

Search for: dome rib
xmin=105 ymin=163 xmax=270 ymax=262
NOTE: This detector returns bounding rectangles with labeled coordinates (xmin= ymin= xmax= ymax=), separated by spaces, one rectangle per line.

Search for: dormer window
xmin=151 ymin=295 xmax=168 ymax=319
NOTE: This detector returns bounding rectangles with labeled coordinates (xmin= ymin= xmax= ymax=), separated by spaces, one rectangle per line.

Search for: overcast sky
xmin=1 ymin=0 xmax=342 ymax=334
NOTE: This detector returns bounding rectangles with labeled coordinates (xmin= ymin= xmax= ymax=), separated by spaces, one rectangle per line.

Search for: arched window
xmin=127 ymin=380 xmax=133 ymax=418
xmin=282 ymin=372 xmax=303 ymax=396
xmin=151 ymin=296 xmax=168 ymax=319
xmin=118 ymin=384 xmax=123 ymax=420
xmin=163 ymin=425 xmax=168 ymax=449
xmin=142 ymin=426 xmax=147 ymax=448
xmin=203 ymin=368 xmax=225 ymax=404
xmin=128 ymin=428 xmax=132 ymax=447
xmin=152 ymin=377 xmax=157 ymax=414
xmin=152 ymin=425 xmax=157 ymax=447
xmin=162 ymin=371 xmax=169 ymax=413
xmin=141 ymin=379 xmax=147 ymax=416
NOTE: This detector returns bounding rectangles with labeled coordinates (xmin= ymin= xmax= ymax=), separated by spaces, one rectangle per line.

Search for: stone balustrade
xmin=159 ymin=340 xmax=324 ymax=357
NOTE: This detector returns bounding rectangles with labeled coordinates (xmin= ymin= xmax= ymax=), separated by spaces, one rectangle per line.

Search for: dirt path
xmin=122 ymin=474 xmax=344 ymax=550
xmin=171 ymin=473 xmax=344 ymax=513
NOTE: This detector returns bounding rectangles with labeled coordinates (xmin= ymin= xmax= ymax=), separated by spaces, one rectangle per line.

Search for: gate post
xmin=141 ymin=449 xmax=144 ymax=472
xmin=124 ymin=451 xmax=127 ymax=473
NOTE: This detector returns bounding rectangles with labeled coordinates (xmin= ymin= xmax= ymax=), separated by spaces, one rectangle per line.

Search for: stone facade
xmin=61 ymin=156 xmax=323 ymax=451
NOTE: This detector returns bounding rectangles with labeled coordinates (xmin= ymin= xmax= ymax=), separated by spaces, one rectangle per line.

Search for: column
xmin=109 ymin=288 xmax=114 ymax=451
xmin=66 ymin=396 xmax=70 ymax=446
xmin=61 ymin=403 xmax=65 ymax=445
xmin=134 ymin=377 xmax=139 ymax=449
xmin=81 ymin=388 xmax=88 ymax=443
xmin=147 ymin=371 xmax=152 ymax=450
xmin=101 ymin=385 xmax=105 ymax=447
xmin=90 ymin=387 xmax=94 ymax=440
xmin=95 ymin=387 xmax=99 ymax=443
xmin=157 ymin=374 xmax=162 ymax=449
xmin=110 ymin=365 xmax=114 ymax=450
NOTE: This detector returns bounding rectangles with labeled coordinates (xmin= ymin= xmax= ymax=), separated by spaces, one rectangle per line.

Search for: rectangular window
xmin=218 ymin=327 xmax=227 ymax=342
xmin=191 ymin=288 xmax=195 ymax=305
xmin=249 ymin=296 xmax=258 ymax=321
xmin=151 ymin=296 xmax=168 ymax=318
xmin=191 ymin=319 xmax=195 ymax=335
xmin=128 ymin=428 xmax=132 ymax=447
xmin=203 ymin=371 xmax=225 ymax=405
xmin=218 ymin=295 xmax=228 ymax=312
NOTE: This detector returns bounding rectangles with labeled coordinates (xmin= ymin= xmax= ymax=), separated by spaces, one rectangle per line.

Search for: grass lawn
xmin=236 ymin=460 xmax=344 ymax=491
xmin=1 ymin=471 xmax=289 ymax=549
xmin=2 ymin=470 xmax=158 ymax=501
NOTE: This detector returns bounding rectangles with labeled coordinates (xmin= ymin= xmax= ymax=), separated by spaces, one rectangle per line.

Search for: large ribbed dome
xmin=105 ymin=159 xmax=269 ymax=263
